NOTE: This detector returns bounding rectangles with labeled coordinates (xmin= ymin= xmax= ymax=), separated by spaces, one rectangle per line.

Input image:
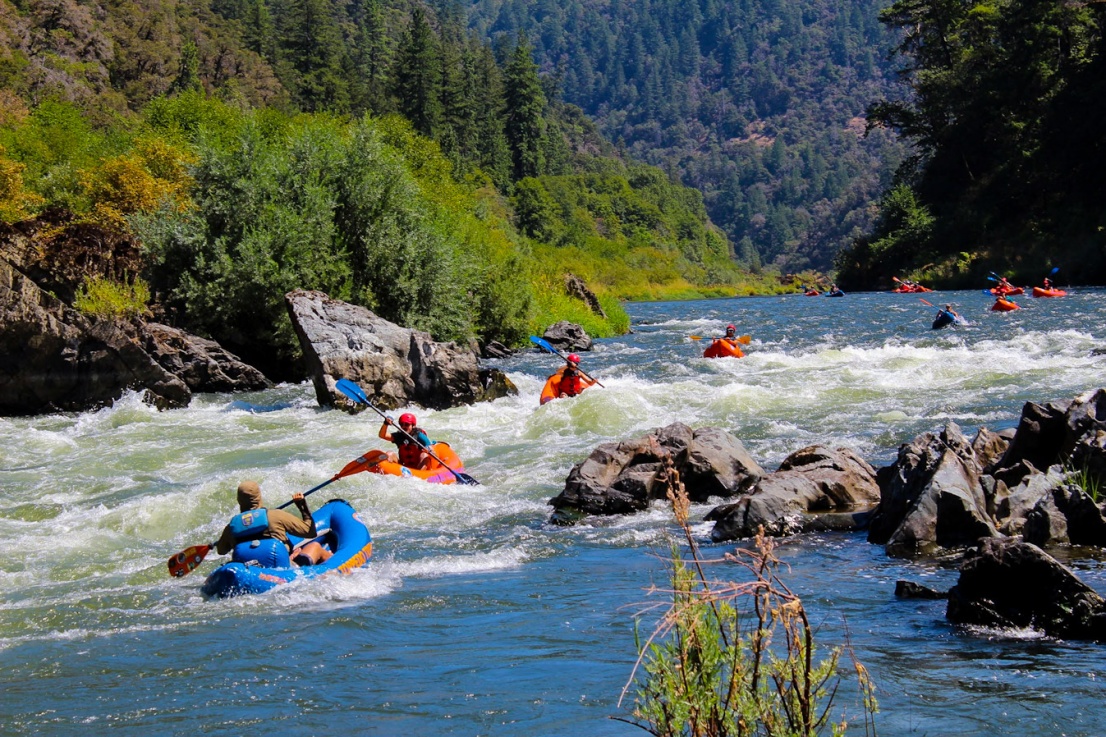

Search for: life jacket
xmin=228 ymin=509 xmax=291 ymax=567
xmin=557 ymin=370 xmax=587 ymax=398
xmin=393 ymin=429 xmax=431 ymax=468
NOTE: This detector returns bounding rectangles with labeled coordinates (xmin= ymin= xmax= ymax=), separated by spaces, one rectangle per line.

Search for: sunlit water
xmin=2 ymin=289 xmax=1106 ymax=736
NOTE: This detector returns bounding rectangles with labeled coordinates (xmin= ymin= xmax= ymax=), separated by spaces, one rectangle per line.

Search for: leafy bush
xmin=72 ymin=275 xmax=151 ymax=319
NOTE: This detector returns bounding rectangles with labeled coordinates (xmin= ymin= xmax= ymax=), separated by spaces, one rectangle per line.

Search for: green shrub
xmin=72 ymin=275 xmax=151 ymax=319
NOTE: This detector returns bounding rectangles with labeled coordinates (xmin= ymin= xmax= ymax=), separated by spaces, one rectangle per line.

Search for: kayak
xmin=365 ymin=442 xmax=466 ymax=484
xmin=990 ymin=286 xmax=1024 ymax=296
xmin=825 ymin=290 xmax=845 ymax=297
xmin=991 ymin=297 xmax=1020 ymax=312
xmin=201 ymin=499 xmax=373 ymax=598
xmin=892 ymin=285 xmax=932 ymax=293
xmin=703 ymin=338 xmax=745 ymax=359
xmin=932 ymin=311 xmax=955 ymax=329
xmin=1032 ymin=287 xmax=1066 ymax=298
xmin=804 ymin=291 xmax=820 ymax=296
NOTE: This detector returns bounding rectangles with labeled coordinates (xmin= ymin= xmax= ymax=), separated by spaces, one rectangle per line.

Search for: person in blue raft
xmin=932 ymin=304 xmax=961 ymax=330
xmin=214 ymin=480 xmax=333 ymax=567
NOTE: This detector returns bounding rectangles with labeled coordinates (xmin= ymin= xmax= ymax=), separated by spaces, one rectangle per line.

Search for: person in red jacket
xmin=540 ymin=354 xmax=598 ymax=405
xmin=378 ymin=412 xmax=432 ymax=469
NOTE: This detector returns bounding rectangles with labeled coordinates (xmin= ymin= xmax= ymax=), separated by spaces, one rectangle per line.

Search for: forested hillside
xmin=0 ymin=0 xmax=795 ymax=378
xmin=466 ymin=0 xmax=907 ymax=272
xmin=835 ymin=0 xmax=1106 ymax=288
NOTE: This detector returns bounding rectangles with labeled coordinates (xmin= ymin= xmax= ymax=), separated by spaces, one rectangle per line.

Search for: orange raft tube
xmin=991 ymin=297 xmax=1020 ymax=312
xmin=365 ymin=443 xmax=467 ymax=484
xmin=703 ymin=339 xmax=745 ymax=359
xmin=1032 ymin=286 xmax=1067 ymax=298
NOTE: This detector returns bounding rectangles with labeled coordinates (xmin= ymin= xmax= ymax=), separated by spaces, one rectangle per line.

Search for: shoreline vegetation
xmin=1 ymin=91 xmax=801 ymax=380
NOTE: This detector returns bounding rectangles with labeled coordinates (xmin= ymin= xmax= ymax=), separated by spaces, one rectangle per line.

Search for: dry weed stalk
xmin=618 ymin=451 xmax=877 ymax=736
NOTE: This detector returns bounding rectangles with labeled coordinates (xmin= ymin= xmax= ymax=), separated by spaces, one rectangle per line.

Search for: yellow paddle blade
xmin=689 ymin=335 xmax=703 ymax=340
xmin=737 ymin=335 xmax=751 ymax=344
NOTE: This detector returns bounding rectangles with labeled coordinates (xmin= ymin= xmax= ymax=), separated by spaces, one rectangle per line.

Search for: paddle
xmin=528 ymin=336 xmax=606 ymax=388
xmin=334 ymin=379 xmax=479 ymax=486
xmin=689 ymin=334 xmax=751 ymax=343
xmin=164 ymin=455 xmax=382 ymax=578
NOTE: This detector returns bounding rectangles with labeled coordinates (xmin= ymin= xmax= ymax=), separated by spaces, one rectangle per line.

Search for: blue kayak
xmin=201 ymin=499 xmax=373 ymax=598
xmin=932 ymin=311 xmax=955 ymax=329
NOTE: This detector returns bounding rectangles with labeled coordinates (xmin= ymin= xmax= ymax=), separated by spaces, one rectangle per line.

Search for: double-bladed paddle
xmin=528 ymin=336 xmax=606 ymax=387
xmin=689 ymin=334 xmax=751 ymax=344
xmin=334 ymin=379 xmax=479 ymax=486
xmin=164 ymin=452 xmax=385 ymax=578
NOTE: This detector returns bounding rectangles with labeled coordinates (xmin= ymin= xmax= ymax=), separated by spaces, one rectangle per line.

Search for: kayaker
xmin=1043 ymin=277 xmax=1053 ymax=289
xmin=722 ymin=324 xmax=741 ymax=345
xmin=540 ymin=353 xmax=597 ymax=405
xmin=214 ymin=480 xmax=325 ymax=567
xmin=379 ymin=412 xmax=431 ymax=470
xmin=941 ymin=304 xmax=959 ymax=319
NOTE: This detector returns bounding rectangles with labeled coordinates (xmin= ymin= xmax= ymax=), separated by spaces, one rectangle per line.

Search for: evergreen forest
xmin=835 ymin=0 xmax=1106 ymax=288
xmin=466 ymin=0 xmax=908 ymax=273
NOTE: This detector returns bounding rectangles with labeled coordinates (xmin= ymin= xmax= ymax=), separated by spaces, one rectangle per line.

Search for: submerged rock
xmin=947 ymin=537 xmax=1106 ymax=640
xmin=285 ymin=289 xmax=516 ymax=410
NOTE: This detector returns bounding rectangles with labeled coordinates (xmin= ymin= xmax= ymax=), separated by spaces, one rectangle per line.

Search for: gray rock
xmin=708 ymin=446 xmax=881 ymax=541
xmin=285 ymin=289 xmax=516 ymax=410
xmin=895 ymin=580 xmax=947 ymax=599
xmin=563 ymin=273 xmax=607 ymax=319
xmin=140 ymin=323 xmax=271 ymax=393
xmin=0 ymin=256 xmax=191 ymax=415
xmin=947 ymin=537 xmax=1106 ymax=640
xmin=542 ymin=320 xmax=593 ymax=352
xmin=868 ymin=422 xmax=999 ymax=556
xmin=549 ymin=423 xmax=763 ymax=523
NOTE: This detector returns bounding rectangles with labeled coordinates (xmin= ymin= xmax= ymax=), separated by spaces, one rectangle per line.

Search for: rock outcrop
xmin=947 ymin=538 xmax=1106 ymax=640
xmin=867 ymin=423 xmax=999 ymax=556
xmin=140 ymin=323 xmax=271 ymax=394
xmin=563 ymin=273 xmax=607 ymax=319
xmin=548 ymin=423 xmax=763 ymax=524
xmin=285 ymin=289 xmax=516 ymax=410
xmin=707 ymin=445 xmax=881 ymax=541
xmin=541 ymin=321 xmax=593 ymax=352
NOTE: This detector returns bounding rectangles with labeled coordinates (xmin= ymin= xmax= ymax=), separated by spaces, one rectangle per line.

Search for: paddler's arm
xmin=378 ymin=418 xmax=394 ymax=442
xmin=281 ymin=493 xmax=318 ymax=539
xmin=214 ymin=525 xmax=235 ymax=555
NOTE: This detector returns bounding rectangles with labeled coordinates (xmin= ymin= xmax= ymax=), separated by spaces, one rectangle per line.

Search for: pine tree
xmin=393 ymin=7 xmax=441 ymax=137
xmin=278 ymin=0 xmax=350 ymax=112
xmin=503 ymin=35 xmax=547 ymax=181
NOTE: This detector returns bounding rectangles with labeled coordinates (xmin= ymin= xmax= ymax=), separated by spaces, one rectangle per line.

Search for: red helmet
xmin=398 ymin=413 xmax=416 ymax=425
xmin=726 ymin=324 xmax=736 ymax=332
xmin=567 ymin=353 xmax=580 ymax=364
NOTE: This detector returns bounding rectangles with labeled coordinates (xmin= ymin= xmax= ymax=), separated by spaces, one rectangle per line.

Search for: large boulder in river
xmin=987 ymin=389 xmax=1106 ymax=487
xmin=548 ymin=422 xmax=763 ymax=524
xmin=707 ymin=446 xmax=881 ymax=541
xmin=868 ymin=422 xmax=999 ymax=556
xmin=285 ymin=289 xmax=516 ymax=410
xmin=947 ymin=537 xmax=1106 ymax=640
xmin=542 ymin=321 xmax=593 ymax=352
xmin=139 ymin=323 xmax=271 ymax=394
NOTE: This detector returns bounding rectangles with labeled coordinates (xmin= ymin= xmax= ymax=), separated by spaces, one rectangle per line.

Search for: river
xmin=2 ymin=289 xmax=1105 ymax=735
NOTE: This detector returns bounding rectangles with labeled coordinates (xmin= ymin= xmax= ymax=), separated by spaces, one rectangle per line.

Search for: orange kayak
xmin=703 ymin=339 xmax=745 ymax=359
xmin=991 ymin=297 xmax=1020 ymax=312
xmin=1032 ymin=287 xmax=1066 ymax=298
xmin=990 ymin=286 xmax=1024 ymax=296
xmin=365 ymin=442 xmax=467 ymax=484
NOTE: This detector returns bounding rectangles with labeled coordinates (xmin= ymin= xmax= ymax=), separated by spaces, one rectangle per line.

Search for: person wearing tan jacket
xmin=215 ymin=480 xmax=328 ymax=567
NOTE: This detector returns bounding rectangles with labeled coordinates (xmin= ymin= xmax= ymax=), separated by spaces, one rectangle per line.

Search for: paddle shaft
xmin=529 ymin=337 xmax=605 ymax=387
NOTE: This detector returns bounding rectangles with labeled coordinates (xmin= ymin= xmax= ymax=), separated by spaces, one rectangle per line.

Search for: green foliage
xmin=838 ymin=0 xmax=1106 ymax=287
xmin=625 ymin=461 xmax=878 ymax=736
xmin=503 ymin=35 xmax=548 ymax=181
xmin=72 ymin=275 xmax=151 ymax=319
xmin=469 ymin=0 xmax=907 ymax=273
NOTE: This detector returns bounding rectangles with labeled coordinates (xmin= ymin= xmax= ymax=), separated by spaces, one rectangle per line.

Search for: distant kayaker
xmin=941 ymin=304 xmax=959 ymax=319
xmin=540 ymin=353 xmax=598 ymax=405
xmin=722 ymin=324 xmax=741 ymax=345
xmin=379 ymin=412 xmax=432 ymax=470
xmin=1043 ymin=277 xmax=1053 ymax=289
xmin=214 ymin=480 xmax=331 ymax=567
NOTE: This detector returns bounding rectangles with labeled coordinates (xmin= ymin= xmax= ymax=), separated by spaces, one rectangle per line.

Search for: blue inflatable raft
xmin=201 ymin=499 xmax=372 ymax=598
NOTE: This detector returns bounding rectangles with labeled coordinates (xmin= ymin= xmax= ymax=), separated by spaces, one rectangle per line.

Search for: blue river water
xmin=2 ymin=288 xmax=1105 ymax=735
